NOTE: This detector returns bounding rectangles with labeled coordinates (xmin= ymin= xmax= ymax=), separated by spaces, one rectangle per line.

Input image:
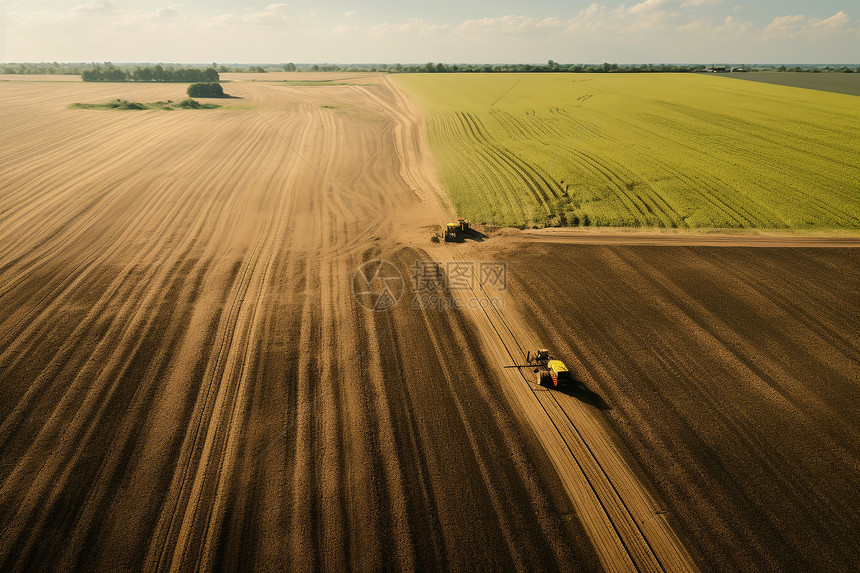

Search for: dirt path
xmin=0 ymin=77 xmax=594 ymax=571
xmin=381 ymin=77 xmax=697 ymax=572
xmin=519 ymin=228 xmax=860 ymax=247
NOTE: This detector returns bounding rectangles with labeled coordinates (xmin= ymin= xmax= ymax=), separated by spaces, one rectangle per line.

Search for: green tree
xmin=187 ymin=82 xmax=226 ymax=97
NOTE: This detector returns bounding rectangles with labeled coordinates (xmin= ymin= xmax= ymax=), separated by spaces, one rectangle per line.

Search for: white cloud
xmin=457 ymin=15 xmax=566 ymax=37
xmin=677 ymin=17 xmax=711 ymax=33
xmin=344 ymin=10 xmax=357 ymax=18
xmin=629 ymin=0 xmax=719 ymax=15
xmin=764 ymin=14 xmax=806 ymax=36
xmin=629 ymin=0 xmax=669 ymax=15
xmin=764 ymin=11 xmax=855 ymax=39
xmin=155 ymin=5 xmax=181 ymax=21
xmin=810 ymin=11 xmax=851 ymax=32
xmin=368 ymin=18 xmax=449 ymax=38
xmin=713 ymin=15 xmax=752 ymax=35
xmin=328 ymin=24 xmax=358 ymax=37
xmin=214 ymin=4 xmax=291 ymax=26
xmin=72 ymin=1 xmax=115 ymax=15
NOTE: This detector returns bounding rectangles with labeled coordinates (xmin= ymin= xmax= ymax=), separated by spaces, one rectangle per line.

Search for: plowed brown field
xmin=0 ymin=75 xmax=597 ymax=571
xmin=472 ymin=240 xmax=860 ymax=572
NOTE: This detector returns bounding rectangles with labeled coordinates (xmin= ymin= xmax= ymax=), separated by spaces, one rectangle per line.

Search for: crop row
xmin=400 ymin=74 xmax=860 ymax=229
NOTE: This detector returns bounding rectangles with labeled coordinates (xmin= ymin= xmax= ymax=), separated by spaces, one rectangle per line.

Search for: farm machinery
xmin=505 ymin=348 xmax=572 ymax=388
xmin=444 ymin=218 xmax=471 ymax=242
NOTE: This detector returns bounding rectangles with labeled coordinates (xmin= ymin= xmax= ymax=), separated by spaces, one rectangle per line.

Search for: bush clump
xmin=187 ymin=82 xmax=226 ymax=98
xmin=70 ymin=98 xmax=220 ymax=111
xmin=113 ymin=100 xmax=147 ymax=110
xmin=178 ymin=99 xmax=220 ymax=109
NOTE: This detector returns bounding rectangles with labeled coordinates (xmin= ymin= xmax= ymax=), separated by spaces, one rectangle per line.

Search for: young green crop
xmin=395 ymin=73 xmax=860 ymax=230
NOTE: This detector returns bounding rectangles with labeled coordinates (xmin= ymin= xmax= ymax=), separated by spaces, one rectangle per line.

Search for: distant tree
xmin=132 ymin=66 xmax=153 ymax=81
xmin=81 ymin=63 xmax=128 ymax=81
xmin=283 ymin=63 xmax=297 ymax=72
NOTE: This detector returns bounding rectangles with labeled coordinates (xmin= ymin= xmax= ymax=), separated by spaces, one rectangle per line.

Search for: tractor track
xmin=0 ymin=74 xmax=591 ymax=572
xmin=379 ymin=76 xmax=695 ymax=571
xmin=440 ymin=240 xmax=692 ymax=572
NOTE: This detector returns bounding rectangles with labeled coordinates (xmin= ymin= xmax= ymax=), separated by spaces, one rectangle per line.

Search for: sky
xmin=0 ymin=0 xmax=858 ymax=64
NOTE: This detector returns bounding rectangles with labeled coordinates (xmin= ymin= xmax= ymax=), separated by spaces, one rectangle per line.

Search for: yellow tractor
xmin=444 ymin=218 xmax=471 ymax=242
xmin=507 ymin=348 xmax=572 ymax=388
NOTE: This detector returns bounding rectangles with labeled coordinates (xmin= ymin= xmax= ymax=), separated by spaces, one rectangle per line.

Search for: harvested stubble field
xmin=475 ymin=240 xmax=860 ymax=572
xmin=0 ymin=75 xmax=597 ymax=571
xmin=395 ymin=73 xmax=860 ymax=229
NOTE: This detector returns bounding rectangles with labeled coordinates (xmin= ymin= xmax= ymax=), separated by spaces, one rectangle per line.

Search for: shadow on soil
xmin=459 ymin=229 xmax=489 ymax=243
xmin=559 ymin=378 xmax=611 ymax=410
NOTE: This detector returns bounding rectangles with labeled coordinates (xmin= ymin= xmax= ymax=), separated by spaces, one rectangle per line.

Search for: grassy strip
xmin=69 ymin=98 xmax=221 ymax=110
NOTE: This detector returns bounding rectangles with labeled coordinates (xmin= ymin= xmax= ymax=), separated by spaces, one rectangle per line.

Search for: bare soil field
xmin=520 ymin=227 xmax=860 ymax=247
xmin=0 ymin=76 xmax=597 ymax=571
xmin=722 ymin=71 xmax=860 ymax=96
xmin=472 ymin=240 xmax=860 ymax=571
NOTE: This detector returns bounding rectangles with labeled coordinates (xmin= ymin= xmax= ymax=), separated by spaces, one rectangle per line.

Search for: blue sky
xmin=1 ymin=1 xmax=857 ymax=63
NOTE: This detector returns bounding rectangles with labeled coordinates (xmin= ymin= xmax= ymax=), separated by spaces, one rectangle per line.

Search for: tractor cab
xmin=529 ymin=349 xmax=550 ymax=364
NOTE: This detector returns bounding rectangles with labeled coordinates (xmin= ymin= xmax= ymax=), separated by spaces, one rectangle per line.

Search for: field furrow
xmin=0 ymin=75 xmax=595 ymax=572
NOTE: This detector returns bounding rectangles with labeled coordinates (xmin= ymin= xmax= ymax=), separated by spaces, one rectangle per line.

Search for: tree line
xmin=295 ymin=62 xmax=706 ymax=73
xmin=295 ymin=62 xmax=859 ymax=74
xmin=81 ymin=64 xmax=220 ymax=82
xmin=3 ymin=61 xmax=855 ymax=77
xmin=0 ymin=62 xmax=87 ymax=75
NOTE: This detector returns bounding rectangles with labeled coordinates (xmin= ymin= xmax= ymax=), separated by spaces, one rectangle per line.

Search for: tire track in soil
xmin=0 ymin=75 xmax=597 ymax=572
xmin=486 ymin=240 xmax=860 ymax=572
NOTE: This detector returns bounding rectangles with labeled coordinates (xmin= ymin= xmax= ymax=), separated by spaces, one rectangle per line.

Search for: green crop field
xmin=395 ymin=73 xmax=860 ymax=229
